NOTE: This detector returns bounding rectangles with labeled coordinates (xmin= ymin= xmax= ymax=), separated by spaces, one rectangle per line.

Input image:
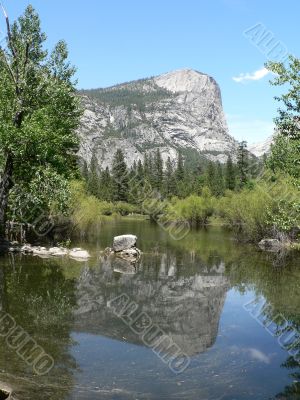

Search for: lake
xmin=0 ymin=219 xmax=299 ymax=399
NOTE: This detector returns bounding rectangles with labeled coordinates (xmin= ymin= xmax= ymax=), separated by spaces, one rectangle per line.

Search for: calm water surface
xmin=0 ymin=219 xmax=300 ymax=399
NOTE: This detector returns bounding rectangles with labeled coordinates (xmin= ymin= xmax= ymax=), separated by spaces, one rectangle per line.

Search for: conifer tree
xmin=87 ymin=150 xmax=100 ymax=197
xmin=215 ymin=162 xmax=225 ymax=197
xmin=99 ymin=167 xmax=112 ymax=201
xmin=153 ymin=149 xmax=163 ymax=190
xmin=225 ymin=155 xmax=236 ymax=190
xmin=205 ymin=161 xmax=217 ymax=195
xmin=112 ymin=149 xmax=129 ymax=202
xmin=237 ymin=141 xmax=249 ymax=187
xmin=164 ymin=157 xmax=176 ymax=197
xmin=176 ymin=152 xmax=185 ymax=182
xmin=136 ymin=160 xmax=144 ymax=185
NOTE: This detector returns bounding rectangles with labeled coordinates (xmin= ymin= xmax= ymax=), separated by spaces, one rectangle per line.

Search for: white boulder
xmin=113 ymin=235 xmax=137 ymax=252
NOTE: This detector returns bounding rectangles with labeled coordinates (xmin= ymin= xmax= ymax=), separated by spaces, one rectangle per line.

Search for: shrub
xmin=164 ymin=191 xmax=215 ymax=226
xmin=217 ymin=176 xmax=300 ymax=241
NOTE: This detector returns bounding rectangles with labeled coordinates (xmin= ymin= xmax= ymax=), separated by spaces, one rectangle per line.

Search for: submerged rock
xmin=117 ymin=247 xmax=141 ymax=262
xmin=49 ymin=247 xmax=69 ymax=256
xmin=21 ymin=244 xmax=34 ymax=253
xmin=69 ymin=248 xmax=90 ymax=260
xmin=32 ymin=247 xmax=50 ymax=256
xmin=258 ymin=238 xmax=283 ymax=252
xmin=113 ymin=234 xmax=137 ymax=252
xmin=9 ymin=244 xmax=90 ymax=261
xmin=113 ymin=257 xmax=137 ymax=274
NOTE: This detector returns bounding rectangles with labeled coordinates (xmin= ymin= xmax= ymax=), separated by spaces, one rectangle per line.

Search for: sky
xmin=1 ymin=0 xmax=299 ymax=144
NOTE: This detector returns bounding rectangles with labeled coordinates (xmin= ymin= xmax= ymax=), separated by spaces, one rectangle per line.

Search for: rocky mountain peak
xmin=78 ymin=69 xmax=240 ymax=168
xmin=154 ymin=68 xmax=214 ymax=94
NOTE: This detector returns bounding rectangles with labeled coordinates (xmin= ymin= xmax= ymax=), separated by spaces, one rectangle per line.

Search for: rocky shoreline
xmin=7 ymin=242 xmax=91 ymax=261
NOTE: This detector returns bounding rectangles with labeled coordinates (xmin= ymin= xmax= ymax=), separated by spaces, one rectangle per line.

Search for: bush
xmin=217 ymin=176 xmax=300 ymax=241
xmin=69 ymin=181 xmax=114 ymax=232
xmin=113 ymin=202 xmax=140 ymax=216
xmin=164 ymin=190 xmax=215 ymax=227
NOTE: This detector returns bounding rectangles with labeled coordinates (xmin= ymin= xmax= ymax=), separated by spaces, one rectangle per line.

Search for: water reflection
xmin=0 ymin=255 xmax=77 ymax=400
xmin=74 ymin=251 xmax=229 ymax=357
xmin=0 ymin=221 xmax=299 ymax=399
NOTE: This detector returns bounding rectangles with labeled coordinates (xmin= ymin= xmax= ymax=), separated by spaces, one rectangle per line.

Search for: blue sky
xmin=1 ymin=0 xmax=299 ymax=143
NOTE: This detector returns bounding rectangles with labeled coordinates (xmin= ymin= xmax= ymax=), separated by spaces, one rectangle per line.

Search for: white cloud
xmin=233 ymin=67 xmax=270 ymax=83
xmin=226 ymin=114 xmax=275 ymax=143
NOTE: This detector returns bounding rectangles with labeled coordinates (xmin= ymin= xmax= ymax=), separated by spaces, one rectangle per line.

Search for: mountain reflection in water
xmin=0 ymin=220 xmax=299 ymax=399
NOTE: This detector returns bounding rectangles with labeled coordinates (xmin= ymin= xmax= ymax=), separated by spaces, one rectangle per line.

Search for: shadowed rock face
xmin=73 ymin=253 xmax=229 ymax=357
xmin=78 ymin=69 xmax=239 ymax=167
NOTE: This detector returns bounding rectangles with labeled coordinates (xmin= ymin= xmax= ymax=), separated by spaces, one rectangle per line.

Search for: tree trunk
xmin=0 ymin=153 xmax=14 ymax=240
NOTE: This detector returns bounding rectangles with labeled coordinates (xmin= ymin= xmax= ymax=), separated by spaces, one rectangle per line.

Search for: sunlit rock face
xmin=248 ymin=135 xmax=274 ymax=157
xmin=73 ymin=253 xmax=229 ymax=357
xmin=78 ymin=69 xmax=239 ymax=167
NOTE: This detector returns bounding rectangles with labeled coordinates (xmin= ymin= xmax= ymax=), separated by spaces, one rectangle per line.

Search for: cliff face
xmin=248 ymin=135 xmax=274 ymax=157
xmin=78 ymin=69 xmax=239 ymax=168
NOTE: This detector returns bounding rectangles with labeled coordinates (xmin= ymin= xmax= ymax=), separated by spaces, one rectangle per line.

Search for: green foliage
xmin=9 ymin=167 xmax=71 ymax=223
xmin=70 ymin=181 xmax=140 ymax=233
xmin=164 ymin=191 xmax=215 ymax=227
xmin=217 ymin=177 xmax=300 ymax=241
xmin=70 ymin=181 xmax=112 ymax=231
xmin=266 ymin=55 xmax=300 ymax=181
xmin=205 ymin=161 xmax=225 ymax=196
xmin=217 ymin=184 xmax=272 ymax=240
xmin=153 ymin=148 xmax=163 ymax=190
xmin=79 ymin=79 xmax=173 ymax=109
xmin=237 ymin=141 xmax=249 ymax=188
xmin=267 ymin=135 xmax=299 ymax=179
xmin=163 ymin=157 xmax=176 ymax=197
xmin=0 ymin=5 xmax=81 ymax=234
xmin=112 ymin=149 xmax=129 ymax=202
xmin=225 ymin=155 xmax=236 ymax=190
xmin=87 ymin=149 xmax=101 ymax=197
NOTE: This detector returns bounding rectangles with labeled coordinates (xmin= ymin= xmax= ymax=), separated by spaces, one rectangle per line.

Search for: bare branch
xmin=0 ymin=3 xmax=17 ymax=58
xmin=0 ymin=2 xmax=7 ymax=18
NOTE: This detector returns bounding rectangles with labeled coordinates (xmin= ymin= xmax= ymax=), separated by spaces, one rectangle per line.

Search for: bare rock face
xmin=248 ymin=135 xmax=274 ymax=157
xmin=78 ymin=69 xmax=240 ymax=167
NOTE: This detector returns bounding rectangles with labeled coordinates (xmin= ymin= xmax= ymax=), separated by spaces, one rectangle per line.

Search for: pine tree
xmin=237 ymin=141 xmax=249 ymax=188
xmin=225 ymin=155 xmax=236 ymax=191
xmin=205 ymin=161 xmax=218 ymax=196
xmin=147 ymin=152 xmax=155 ymax=187
xmin=153 ymin=149 xmax=163 ymax=190
xmin=112 ymin=149 xmax=129 ymax=202
xmin=215 ymin=162 xmax=225 ymax=197
xmin=164 ymin=157 xmax=176 ymax=197
xmin=176 ymin=152 xmax=185 ymax=182
xmin=206 ymin=161 xmax=216 ymax=193
xmin=137 ymin=160 xmax=144 ymax=185
xmin=87 ymin=150 xmax=100 ymax=197
xmin=99 ymin=167 xmax=112 ymax=201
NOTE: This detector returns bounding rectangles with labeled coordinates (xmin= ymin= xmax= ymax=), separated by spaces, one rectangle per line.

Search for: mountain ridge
xmin=77 ymin=69 xmax=241 ymax=168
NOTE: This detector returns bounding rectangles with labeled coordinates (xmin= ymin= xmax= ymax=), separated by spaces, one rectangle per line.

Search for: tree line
xmin=83 ymin=142 xmax=262 ymax=204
